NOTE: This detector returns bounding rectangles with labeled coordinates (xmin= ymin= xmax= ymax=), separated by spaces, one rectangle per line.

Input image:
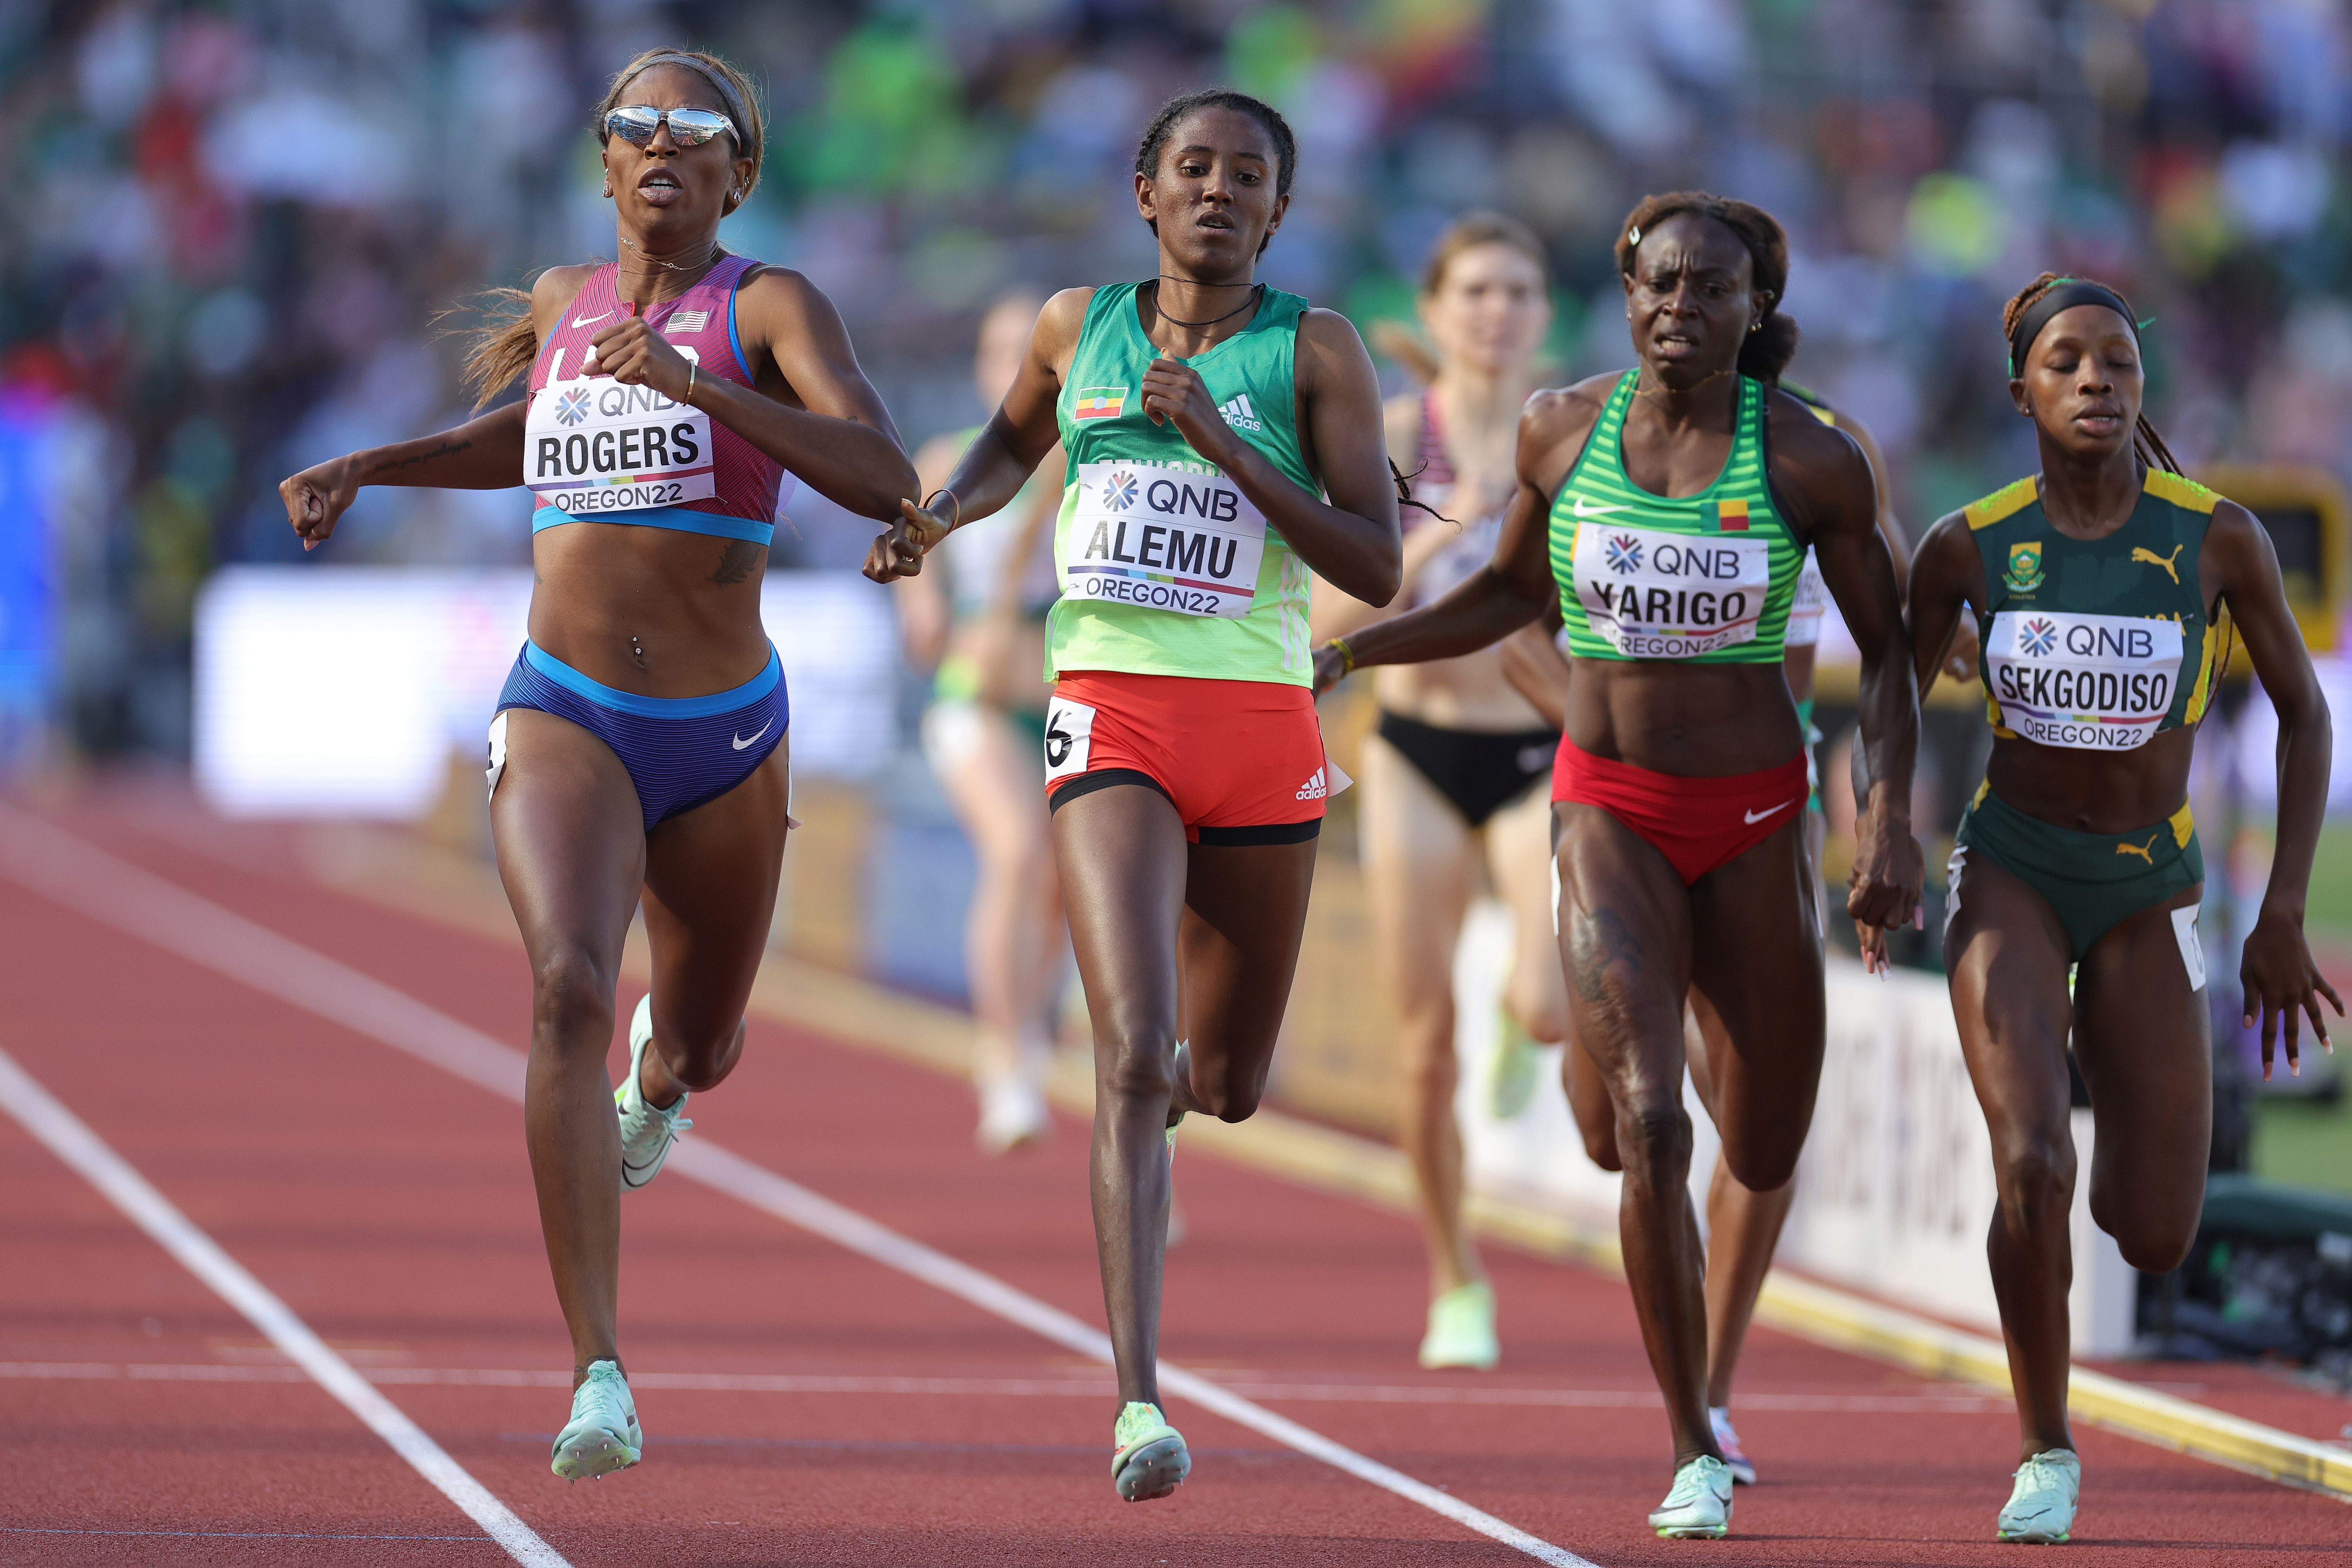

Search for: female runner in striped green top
xmin=1318 ymin=192 xmax=1923 ymax=1540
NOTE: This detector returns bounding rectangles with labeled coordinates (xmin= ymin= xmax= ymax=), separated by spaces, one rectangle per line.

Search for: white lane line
xmin=0 ymin=1047 xmax=569 ymax=1568
xmin=0 ymin=807 xmax=1597 ymax=1568
xmin=0 ymin=1362 xmax=2007 ymax=1411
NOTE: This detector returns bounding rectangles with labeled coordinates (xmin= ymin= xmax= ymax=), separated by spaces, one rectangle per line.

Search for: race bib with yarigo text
xmin=1061 ymin=459 xmax=1267 ymax=619
xmin=1571 ymin=522 xmax=1771 ymax=658
xmin=525 ymin=352 xmax=714 ymax=515
xmin=1986 ymin=609 xmax=2183 ymax=750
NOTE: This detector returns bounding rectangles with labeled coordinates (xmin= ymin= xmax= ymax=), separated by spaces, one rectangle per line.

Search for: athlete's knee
xmin=1190 ymin=1074 xmax=1263 ymax=1124
xmin=1615 ymin=1096 xmax=1693 ymax=1178
xmin=1096 ymin=1021 xmax=1179 ymax=1105
xmin=530 ymin=945 xmax=615 ymax=1047
xmin=1574 ymin=1110 xmax=1622 ymax=1172
xmin=1992 ymin=1131 xmax=2076 ymax=1229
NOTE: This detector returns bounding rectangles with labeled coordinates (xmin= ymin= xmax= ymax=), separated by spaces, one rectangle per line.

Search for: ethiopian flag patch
xmin=1716 ymin=498 xmax=1750 ymax=531
xmin=1072 ymin=386 xmax=1127 ymax=421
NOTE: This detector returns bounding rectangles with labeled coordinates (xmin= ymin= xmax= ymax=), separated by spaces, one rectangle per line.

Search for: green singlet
xmin=1551 ymin=371 xmax=1804 ymax=663
xmin=1046 ymin=282 xmax=1317 ymax=687
xmin=1962 ymin=466 xmax=2222 ymax=749
xmin=1949 ymin=466 xmax=2225 ymax=960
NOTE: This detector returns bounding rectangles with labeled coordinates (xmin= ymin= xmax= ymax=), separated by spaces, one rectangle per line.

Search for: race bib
xmin=1785 ymin=550 xmax=1828 ymax=648
xmin=1986 ymin=610 xmax=2183 ymax=750
xmin=1061 ymin=460 xmax=1266 ymax=619
xmin=1573 ymin=522 xmax=1771 ymax=658
xmin=1043 ymin=695 xmax=1095 ymax=782
xmin=525 ymin=351 xmax=714 ymax=515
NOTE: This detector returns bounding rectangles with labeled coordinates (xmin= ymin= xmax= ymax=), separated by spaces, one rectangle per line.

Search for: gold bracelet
xmin=1327 ymin=635 xmax=1356 ymax=675
xmin=685 ymin=362 xmax=697 ymax=401
xmin=923 ymin=489 xmax=962 ymax=529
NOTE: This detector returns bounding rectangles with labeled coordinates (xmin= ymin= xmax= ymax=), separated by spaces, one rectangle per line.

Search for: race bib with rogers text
xmin=1061 ymin=460 xmax=1267 ymax=620
xmin=526 ymin=347 xmax=714 ymax=515
xmin=1986 ymin=609 xmax=2183 ymax=750
xmin=1572 ymin=522 xmax=1771 ymax=658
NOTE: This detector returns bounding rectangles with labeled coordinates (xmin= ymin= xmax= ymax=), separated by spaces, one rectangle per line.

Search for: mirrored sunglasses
xmin=604 ymin=105 xmax=737 ymax=149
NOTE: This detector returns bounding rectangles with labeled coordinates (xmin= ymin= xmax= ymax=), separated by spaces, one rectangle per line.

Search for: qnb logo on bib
xmin=1988 ymin=610 xmax=2183 ymax=751
xmin=1062 ymin=459 xmax=1268 ymax=620
xmin=526 ymin=372 xmax=716 ymax=515
xmin=1572 ymin=520 xmax=1770 ymax=658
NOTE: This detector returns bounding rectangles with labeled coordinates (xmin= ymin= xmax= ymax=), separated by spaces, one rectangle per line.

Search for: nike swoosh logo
xmin=572 ymin=312 xmax=612 ymax=328
xmin=1571 ymin=494 xmax=1627 ymax=520
xmin=731 ymin=718 xmax=775 ymax=751
xmin=1744 ymin=800 xmax=1792 ymax=824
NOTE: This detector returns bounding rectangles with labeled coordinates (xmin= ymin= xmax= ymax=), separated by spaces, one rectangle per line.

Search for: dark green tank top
xmin=1965 ymin=468 xmax=2222 ymax=751
xmin=1550 ymin=371 xmax=1803 ymax=664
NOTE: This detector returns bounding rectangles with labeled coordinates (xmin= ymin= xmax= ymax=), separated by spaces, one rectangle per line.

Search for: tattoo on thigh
xmin=1571 ymin=908 xmax=1643 ymax=1003
xmin=709 ymin=540 xmax=764 ymax=585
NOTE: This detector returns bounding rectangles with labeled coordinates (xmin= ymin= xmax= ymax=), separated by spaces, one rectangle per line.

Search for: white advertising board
xmin=194 ymin=566 xmax=899 ymax=818
xmin=1451 ymin=900 xmax=2134 ymax=1357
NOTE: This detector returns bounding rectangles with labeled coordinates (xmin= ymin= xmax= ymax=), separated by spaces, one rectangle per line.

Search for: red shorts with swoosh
xmin=1551 ymin=737 xmax=1809 ymax=885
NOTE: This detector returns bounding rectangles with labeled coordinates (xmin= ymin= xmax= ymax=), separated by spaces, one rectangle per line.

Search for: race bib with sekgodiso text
xmin=1986 ymin=609 xmax=2184 ymax=750
xmin=1061 ymin=459 xmax=1267 ymax=620
xmin=525 ymin=344 xmax=714 ymax=515
xmin=1571 ymin=522 xmax=1771 ymax=658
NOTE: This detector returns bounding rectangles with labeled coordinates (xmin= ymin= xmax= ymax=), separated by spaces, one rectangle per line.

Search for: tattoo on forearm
xmin=365 ymin=439 xmax=472 ymax=477
xmin=1570 ymin=908 xmax=1643 ymax=1003
xmin=709 ymin=540 xmax=764 ymax=585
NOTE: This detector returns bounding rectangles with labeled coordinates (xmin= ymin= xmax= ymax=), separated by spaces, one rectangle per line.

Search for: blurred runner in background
xmin=1909 ymin=272 xmax=2340 ymax=1545
xmin=894 ymin=290 xmax=1069 ymax=1154
xmin=1315 ymin=212 xmax=1566 ymax=1373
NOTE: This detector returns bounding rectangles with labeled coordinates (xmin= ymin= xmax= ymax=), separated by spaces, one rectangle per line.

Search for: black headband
xmin=613 ymin=53 xmax=749 ymax=147
xmin=2008 ymin=279 xmax=2137 ymax=376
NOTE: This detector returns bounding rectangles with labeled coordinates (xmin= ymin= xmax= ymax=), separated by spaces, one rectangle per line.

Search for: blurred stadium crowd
xmin=2 ymin=0 xmax=2349 ymax=763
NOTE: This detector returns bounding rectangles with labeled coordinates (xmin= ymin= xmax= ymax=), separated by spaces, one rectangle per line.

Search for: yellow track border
xmin=310 ymin=824 xmax=2352 ymax=1502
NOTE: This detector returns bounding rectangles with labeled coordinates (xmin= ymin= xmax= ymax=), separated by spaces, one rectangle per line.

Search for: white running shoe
xmin=1709 ymin=1405 xmax=1757 ymax=1486
xmin=1996 ymin=1447 xmax=2079 ymax=1543
xmin=1649 ymin=1453 xmax=1734 ymax=1538
xmin=1418 ymin=1280 xmax=1500 ymax=1371
xmin=616 ymin=995 xmax=691 ymax=1191
xmin=975 ymin=1072 xmax=1049 ymax=1154
xmin=550 ymin=1360 xmax=641 ymax=1481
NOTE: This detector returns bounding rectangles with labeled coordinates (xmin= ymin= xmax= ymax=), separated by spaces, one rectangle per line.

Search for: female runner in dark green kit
xmin=1907 ymin=273 xmax=2340 ymax=1543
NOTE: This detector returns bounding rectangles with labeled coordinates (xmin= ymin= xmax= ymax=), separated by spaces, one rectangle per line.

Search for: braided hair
xmin=1615 ymin=192 xmax=1798 ymax=382
xmin=1133 ymin=90 xmax=1296 ymax=256
xmin=2001 ymin=271 xmax=2181 ymax=475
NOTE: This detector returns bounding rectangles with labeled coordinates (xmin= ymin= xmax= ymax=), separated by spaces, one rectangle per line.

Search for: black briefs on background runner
xmin=1374 ymin=710 xmax=1561 ymax=830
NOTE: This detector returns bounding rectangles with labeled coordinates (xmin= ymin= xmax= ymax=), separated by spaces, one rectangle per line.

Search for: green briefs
xmin=1949 ymin=784 xmax=2202 ymax=961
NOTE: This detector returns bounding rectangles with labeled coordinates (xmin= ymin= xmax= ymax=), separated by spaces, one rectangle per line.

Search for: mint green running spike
xmin=1996 ymin=1448 xmax=2079 ymax=1543
xmin=1418 ymin=1280 xmax=1499 ymax=1370
xmin=1486 ymin=1011 xmax=1542 ymax=1119
xmin=1111 ymin=1401 xmax=1190 ymax=1501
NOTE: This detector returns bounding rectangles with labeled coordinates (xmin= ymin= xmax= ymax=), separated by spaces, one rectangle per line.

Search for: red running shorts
xmin=1044 ymin=670 xmax=1330 ymax=845
xmin=1551 ymin=736 xmax=1808 ymax=885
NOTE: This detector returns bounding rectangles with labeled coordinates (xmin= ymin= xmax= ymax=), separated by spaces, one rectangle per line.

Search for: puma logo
xmin=2132 ymin=544 xmax=2185 ymax=584
xmin=2115 ymin=834 xmax=2159 ymax=864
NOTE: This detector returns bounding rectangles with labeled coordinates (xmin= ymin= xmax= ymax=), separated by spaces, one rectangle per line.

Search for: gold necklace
xmin=619 ymin=233 xmax=718 ymax=275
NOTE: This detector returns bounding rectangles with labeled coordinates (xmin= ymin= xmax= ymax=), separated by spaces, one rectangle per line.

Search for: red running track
xmin=0 ymin=793 xmax=2346 ymax=1566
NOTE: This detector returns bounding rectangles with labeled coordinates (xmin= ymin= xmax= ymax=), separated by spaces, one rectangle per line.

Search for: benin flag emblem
xmin=1716 ymin=498 xmax=1750 ymax=531
xmin=1073 ymin=386 xmax=1127 ymax=421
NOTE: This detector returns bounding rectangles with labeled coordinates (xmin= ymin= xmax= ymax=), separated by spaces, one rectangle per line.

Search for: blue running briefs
xmin=493 ymin=641 xmax=787 ymax=830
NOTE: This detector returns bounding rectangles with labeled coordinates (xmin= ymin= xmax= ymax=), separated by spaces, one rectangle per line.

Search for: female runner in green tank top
xmin=1316 ymin=192 xmax=1923 ymax=1539
xmin=892 ymin=289 xmax=1069 ymax=1155
xmin=864 ymin=90 xmax=1402 ymax=1503
xmin=1906 ymin=274 xmax=2340 ymax=1545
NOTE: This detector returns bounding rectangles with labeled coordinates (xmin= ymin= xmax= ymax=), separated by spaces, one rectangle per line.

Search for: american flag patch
xmin=665 ymin=309 xmax=710 ymax=333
